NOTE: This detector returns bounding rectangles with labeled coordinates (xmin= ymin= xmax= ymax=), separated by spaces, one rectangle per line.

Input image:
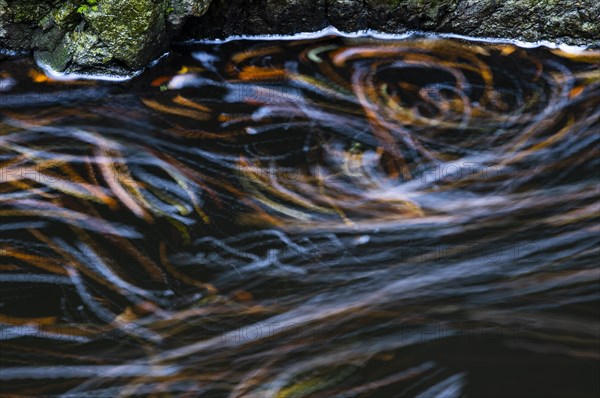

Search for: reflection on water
xmin=1 ymin=34 xmax=599 ymax=397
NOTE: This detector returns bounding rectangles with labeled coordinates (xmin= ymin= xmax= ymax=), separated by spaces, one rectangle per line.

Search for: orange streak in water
xmin=238 ymin=66 xmax=286 ymax=81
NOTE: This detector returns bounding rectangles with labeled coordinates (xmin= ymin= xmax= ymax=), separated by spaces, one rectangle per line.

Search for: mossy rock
xmin=52 ymin=1 xmax=80 ymax=30
xmin=68 ymin=30 xmax=114 ymax=66
xmin=3 ymin=0 xmax=214 ymax=75
xmin=79 ymin=0 xmax=167 ymax=69
xmin=169 ymin=0 xmax=212 ymax=27
xmin=36 ymin=39 xmax=73 ymax=72
xmin=5 ymin=0 xmax=55 ymax=24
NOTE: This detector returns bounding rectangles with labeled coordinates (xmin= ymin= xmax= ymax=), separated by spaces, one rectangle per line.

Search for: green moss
xmin=68 ymin=30 xmax=113 ymax=66
xmin=36 ymin=40 xmax=73 ymax=71
xmin=83 ymin=0 xmax=167 ymax=68
xmin=77 ymin=0 xmax=99 ymax=14
xmin=53 ymin=2 xmax=80 ymax=29
xmin=9 ymin=0 xmax=54 ymax=24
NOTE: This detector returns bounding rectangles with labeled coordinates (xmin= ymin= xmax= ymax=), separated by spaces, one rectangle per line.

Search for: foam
xmin=35 ymin=26 xmax=592 ymax=81
xmin=184 ymin=26 xmax=591 ymax=53
xmin=36 ymin=59 xmax=143 ymax=82
xmin=0 ymin=48 xmax=26 ymax=56
xmin=34 ymin=52 xmax=170 ymax=82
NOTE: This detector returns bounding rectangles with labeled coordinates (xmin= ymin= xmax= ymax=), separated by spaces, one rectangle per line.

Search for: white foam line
xmin=35 ymin=26 xmax=593 ymax=82
xmin=36 ymin=58 xmax=142 ymax=82
xmin=0 ymin=48 xmax=26 ymax=56
xmin=184 ymin=25 xmax=591 ymax=53
xmin=34 ymin=51 xmax=170 ymax=82
xmin=435 ymin=32 xmax=590 ymax=53
xmin=180 ymin=26 xmax=409 ymax=43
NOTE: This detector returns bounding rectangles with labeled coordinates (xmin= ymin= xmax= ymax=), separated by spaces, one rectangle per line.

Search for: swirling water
xmin=1 ymin=33 xmax=599 ymax=397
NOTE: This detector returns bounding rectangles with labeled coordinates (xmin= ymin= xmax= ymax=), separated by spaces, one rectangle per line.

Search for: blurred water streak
xmin=1 ymin=34 xmax=599 ymax=397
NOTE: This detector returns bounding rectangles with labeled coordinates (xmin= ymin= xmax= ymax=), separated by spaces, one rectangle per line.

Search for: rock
xmin=447 ymin=0 xmax=600 ymax=46
xmin=36 ymin=39 xmax=72 ymax=72
xmin=80 ymin=0 xmax=166 ymax=69
xmin=52 ymin=1 xmax=81 ymax=30
xmin=0 ymin=0 xmax=212 ymax=75
xmin=169 ymin=0 xmax=212 ymax=28
xmin=1 ymin=1 xmax=53 ymax=51
xmin=183 ymin=0 xmax=599 ymax=47
xmin=0 ymin=0 xmax=598 ymax=76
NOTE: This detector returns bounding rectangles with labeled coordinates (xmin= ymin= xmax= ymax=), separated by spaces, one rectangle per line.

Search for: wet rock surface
xmin=0 ymin=0 xmax=598 ymax=75
xmin=0 ymin=0 xmax=211 ymax=74
xmin=184 ymin=0 xmax=599 ymax=47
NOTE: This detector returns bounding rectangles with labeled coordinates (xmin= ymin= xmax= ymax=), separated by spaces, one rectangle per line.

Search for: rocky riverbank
xmin=1 ymin=0 xmax=598 ymax=76
xmin=0 ymin=0 xmax=211 ymax=75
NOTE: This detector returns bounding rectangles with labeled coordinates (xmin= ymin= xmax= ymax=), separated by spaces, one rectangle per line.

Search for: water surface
xmin=1 ymin=34 xmax=599 ymax=397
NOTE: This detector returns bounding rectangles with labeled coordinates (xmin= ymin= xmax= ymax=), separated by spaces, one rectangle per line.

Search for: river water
xmin=1 ymin=33 xmax=599 ymax=397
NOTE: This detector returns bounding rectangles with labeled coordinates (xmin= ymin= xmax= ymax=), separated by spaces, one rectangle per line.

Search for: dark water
xmin=1 ymin=34 xmax=599 ymax=397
